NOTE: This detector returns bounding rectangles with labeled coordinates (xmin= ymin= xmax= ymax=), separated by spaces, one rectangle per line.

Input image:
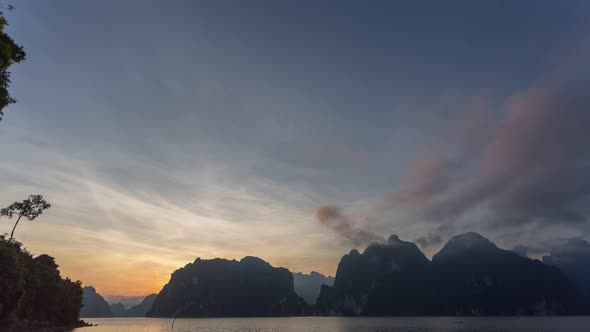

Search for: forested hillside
xmin=0 ymin=237 xmax=84 ymax=330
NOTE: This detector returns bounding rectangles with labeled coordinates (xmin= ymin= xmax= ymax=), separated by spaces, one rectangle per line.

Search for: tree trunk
xmin=8 ymin=214 xmax=22 ymax=242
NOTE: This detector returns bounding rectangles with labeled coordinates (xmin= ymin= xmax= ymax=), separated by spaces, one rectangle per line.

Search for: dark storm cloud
xmin=316 ymin=205 xmax=384 ymax=246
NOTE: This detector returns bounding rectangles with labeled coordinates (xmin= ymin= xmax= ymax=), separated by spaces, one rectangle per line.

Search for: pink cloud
xmin=382 ymin=64 xmax=590 ymax=226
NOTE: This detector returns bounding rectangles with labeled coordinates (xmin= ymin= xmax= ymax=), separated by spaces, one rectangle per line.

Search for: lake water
xmin=75 ymin=317 xmax=590 ymax=332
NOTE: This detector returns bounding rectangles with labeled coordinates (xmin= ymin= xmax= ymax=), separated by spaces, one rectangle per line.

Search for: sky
xmin=1 ymin=0 xmax=590 ymax=296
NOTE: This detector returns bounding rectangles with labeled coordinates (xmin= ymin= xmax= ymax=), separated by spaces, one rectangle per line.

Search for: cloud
xmin=0 ymin=131 xmax=342 ymax=294
xmin=316 ymin=205 xmax=384 ymax=246
xmin=512 ymin=244 xmax=546 ymax=258
xmin=383 ymin=155 xmax=450 ymax=208
xmin=547 ymin=238 xmax=590 ymax=262
xmin=382 ymin=61 xmax=590 ymax=228
xmin=542 ymin=238 xmax=590 ymax=295
xmin=415 ymin=233 xmax=442 ymax=249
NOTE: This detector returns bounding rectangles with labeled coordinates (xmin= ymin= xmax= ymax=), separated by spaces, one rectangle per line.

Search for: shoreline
xmin=0 ymin=320 xmax=93 ymax=332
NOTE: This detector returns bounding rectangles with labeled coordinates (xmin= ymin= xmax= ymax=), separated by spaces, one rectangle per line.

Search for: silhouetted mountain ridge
xmin=81 ymin=286 xmax=112 ymax=318
xmin=317 ymin=232 xmax=587 ymax=316
xmin=113 ymin=232 xmax=590 ymax=317
xmin=317 ymin=233 xmax=433 ymax=315
xmin=433 ymin=232 xmax=498 ymax=260
xmin=431 ymin=233 xmax=584 ymax=315
xmin=147 ymin=256 xmax=306 ymax=317
xmin=292 ymin=271 xmax=334 ymax=304
xmin=82 ymin=287 xmax=156 ymax=317
xmin=125 ymin=294 xmax=157 ymax=317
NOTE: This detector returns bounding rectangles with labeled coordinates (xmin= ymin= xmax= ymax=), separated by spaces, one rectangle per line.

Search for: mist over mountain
xmin=80 ymin=286 xmax=112 ymax=318
xmin=83 ymin=287 xmax=156 ymax=317
xmin=317 ymin=233 xmax=586 ymax=316
xmin=543 ymin=239 xmax=590 ymax=300
xmin=104 ymin=295 xmax=145 ymax=309
xmin=109 ymin=303 xmax=126 ymax=317
xmin=125 ymin=294 xmax=157 ymax=317
xmin=292 ymin=271 xmax=335 ymax=304
xmin=147 ymin=257 xmax=306 ymax=317
xmin=108 ymin=294 xmax=157 ymax=317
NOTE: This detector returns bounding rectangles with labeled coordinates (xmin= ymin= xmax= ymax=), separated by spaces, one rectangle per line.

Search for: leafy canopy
xmin=0 ymin=7 xmax=26 ymax=121
xmin=1 ymin=194 xmax=51 ymax=221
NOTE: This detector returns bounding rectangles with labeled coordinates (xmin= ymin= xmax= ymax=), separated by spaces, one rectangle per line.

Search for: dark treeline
xmin=0 ymin=236 xmax=83 ymax=329
xmin=0 ymin=6 xmax=86 ymax=331
xmin=0 ymin=5 xmax=25 ymax=122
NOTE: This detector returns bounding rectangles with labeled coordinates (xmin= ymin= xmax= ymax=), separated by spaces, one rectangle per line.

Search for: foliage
xmin=0 ymin=7 xmax=26 ymax=121
xmin=0 ymin=236 xmax=82 ymax=325
xmin=1 ymin=194 xmax=51 ymax=241
xmin=0 ymin=6 xmax=81 ymax=329
xmin=1 ymin=195 xmax=51 ymax=220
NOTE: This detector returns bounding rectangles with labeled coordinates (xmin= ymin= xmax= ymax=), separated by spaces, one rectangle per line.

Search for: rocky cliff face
xmin=81 ymin=286 xmax=112 ymax=318
xmin=432 ymin=232 xmax=584 ymax=315
xmin=147 ymin=256 xmax=305 ymax=317
xmin=292 ymin=271 xmax=334 ymax=304
xmin=316 ymin=235 xmax=432 ymax=315
xmin=317 ymin=233 xmax=585 ymax=316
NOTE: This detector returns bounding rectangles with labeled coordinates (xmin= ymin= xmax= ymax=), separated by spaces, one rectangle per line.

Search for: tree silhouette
xmin=0 ymin=6 xmax=26 ymax=121
xmin=1 ymin=195 xmax=51 ymax=242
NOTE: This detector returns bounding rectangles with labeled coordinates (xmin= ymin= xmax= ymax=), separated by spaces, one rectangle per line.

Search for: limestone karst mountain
xmin=316 ymin=233 xmax=586 ymax=316
xmin=147 ymin=256 xmax=305 ymax=317
xmin=292 ymin=271 xmax=335 ymax=304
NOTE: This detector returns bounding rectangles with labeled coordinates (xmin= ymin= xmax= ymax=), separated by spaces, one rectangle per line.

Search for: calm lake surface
xmin=74 ymin=317 xmax=590 ymax=332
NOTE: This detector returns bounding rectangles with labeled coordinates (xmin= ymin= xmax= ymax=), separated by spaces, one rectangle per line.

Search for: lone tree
xmin=0 ymin=5 xmax=26 ymax=121
xmin=1 ymin=194 xmax=51 ymax=242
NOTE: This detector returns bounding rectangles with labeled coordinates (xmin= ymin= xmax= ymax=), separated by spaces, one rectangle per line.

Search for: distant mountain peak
xmin=434 ymin=232 xmax=497 ymax=258
xmin=386 ymin=234 xmax=416 ymax=246
xmin=292 ymin=271 xmax=335 ymax=304
xmin=349 ymin=249 xmax=360 ymax=256
xmin=84 ymin=286 xmax=97 ymax=293
xmin=148 ymin=256 xmax=305 ymax=317
xmin=81 ymin=286 xmax=112 ymax=318
xmin=387 ymin=234 xmax=401 ymax=243
xmin=449 ymin=231 xmax=489 ymax=243
xmin=318 ymin=231 xmax=587 ymax=316
xmin=362 ymin=234 xmax=420 ymax=255
xmin=240 ymin=256 xmax=272 ymax=267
